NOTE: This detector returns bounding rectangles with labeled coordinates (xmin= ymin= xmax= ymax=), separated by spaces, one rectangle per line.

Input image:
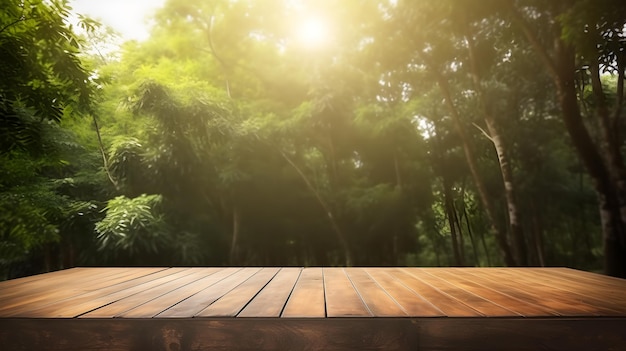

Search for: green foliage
xmin=0 ymin=187 xmax=60 ymax=265
xmin=0 ymin=0 xmax=619 ymax=276
xmin=108 ymin=137 xmax=144 ymax=194
xmin=95 ymin=194 xmax=169 ymax=255
xmin=0 ymin=149 xmax=100 ymax=270
xmin=0 ymin=0 xmax=104 ymax=278
xmin=0 ymin=0 xmax=92 ymax=127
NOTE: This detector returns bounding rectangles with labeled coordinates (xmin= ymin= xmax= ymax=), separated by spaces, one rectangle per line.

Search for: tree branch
xmin=206 ymin=13 xmax=232 ymax=99
xmin=0 ymin=18 xmax=24 ymax=35
xmin=507 ymin=3 xmax=561 ymax=83
xmin=613 ymin=50 xmax=625 ymax=141
xmin=280 ymin=149 xmax=352 ymax=266
xmin=92 ymin=114 xmax=119 ymax=190
xmin=0 ymin=4 xmax=27 ymax=35
xmin=473 ymin=122 xmax=493 ymax=142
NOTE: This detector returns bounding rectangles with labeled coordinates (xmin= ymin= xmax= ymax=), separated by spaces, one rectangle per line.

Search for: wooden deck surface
xmin=1 ymin=267 xmax=625 ymax=350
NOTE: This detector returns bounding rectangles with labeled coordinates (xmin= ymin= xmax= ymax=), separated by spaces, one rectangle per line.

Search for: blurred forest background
xmin=1 ymin=0 xmax=625 ymax=279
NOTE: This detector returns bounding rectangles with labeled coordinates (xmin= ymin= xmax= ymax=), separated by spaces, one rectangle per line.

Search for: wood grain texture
xmin=344 ymin=268 xmax=407 ymax=316
xmin=1 ymin=318 xmax=625 ymax=351
xmin=364 ymin=268 xmax=445 ymax=317
xmin=81 ymin=268 xmax=218 ymax=318
xmin=465 ymin=268 xmax=624 ymax=316
xmin=387 ymin=268 xmax=482 ymax=316
xmin=1 ymin=268 xmax=173 ymax=317
xmin=407 ymin=268 xmax=519 ymax=316
xmin=0 ymin=267 xmax=87 ymax=289
xmin=518 ymin=268 xmax=626 ymax=310
xmin=0 ymin=267 xmax=625 ymax=320
xmin=0 ymin=268 xmax=134 ymax=303
xmin=552 ymin=268 xmax=626 ymax=289
xmin=238 ymin=267 xmax=301 ymax=317
xmin=195 ymin=267 xmax=280 ymax=317
xmin=155 ymin=267 xmax=257 ymax=318
xmin=323 ymin=267 xmax=371 ymax=317
xmin=426 ymin=268 xmax=556 ymax=316
xmin=459 ymin=268 xmax=565 ymax=315
xmin=118 ymin=268 xmax=233 ymax=318
xmin=281 ymin=267 xmax=325 ymax=317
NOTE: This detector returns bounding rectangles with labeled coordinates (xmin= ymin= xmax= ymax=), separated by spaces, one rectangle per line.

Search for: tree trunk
xmin=394 ymin=150 xmax=403 ymax=189
xmin=475 ymin=209 xmax=493 ymax=266
xmin=459 ymin=189 xmax=480 ymax=265
xmin=444 ymin=177 xmax=464 ymax=266
xmin=464 ymin=31 xmax=527 ymax=266
xmin=61 ymin=240 xmax=76 ymax=269
xmin=511 ymin=6 xmax=626 ymax=276
xmin=435 ymin=74 xmax=515 ymax=266
xmin=229 ymin=205 xmax=240 ymax=265
xmin=484 ymin=118 xmax=528 ymax=266
xmin=558 ymin=51 xmax=626 ymax=277
xmin=281 ymin=151 xmax=352 ymax=266
xmin=530 ymin=199 xmax=546 ymax=267
xmin=598 ymin=192 xmax=626 ymax=277
xmin=452 ymin=198 xmax=467 ymax=265
xmin=43 ymin=245 xmax=52 ymax=272
xmin=432 ymin=229 xmax=442 ymax=266
xmin=555 ymin=48 xmax=626 ymax=277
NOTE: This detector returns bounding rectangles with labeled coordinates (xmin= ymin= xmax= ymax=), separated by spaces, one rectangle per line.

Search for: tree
xmin=0 ymin=0 xmax=100 ymax=278
xmin=509 ymin=0 xmax=626 ymax=277
xmin=1 ymin=0 xmax=92 ymax=144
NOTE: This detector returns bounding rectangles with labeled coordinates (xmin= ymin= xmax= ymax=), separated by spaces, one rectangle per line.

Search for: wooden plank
xmin=463 ymin=269 xmax=621 ymax=316
xmin=431 ymin=269 xmax=558 ymax=317
xmin=0 ymin=318 xmax=421 ymax=351
xmin=364 ymin=268 xmax=445 ymax=317
xmin=345 ymin=268 xmax=407 ymax=317
xmin=0 ymin=268 xmax=130 ymax=301
xmin=196 ymin=268 xmax=280 ymax=317
xmin=156 ymin=268 xmax=259 ymax=318
xmin=81 ymin=268 xmax=219 ymax=318
xmin=0 ymin=268 xmax=171 ymax=317
xmin=0 ymin=267 xmax=89 ymax=289
xmin=458 ymin=268 xmax=574 ymax=316
xmin=10 ymin=268 xmax=184 ymax=318
xmin=323 ymin=268 xmax=371 ymax=317
xmin=410 ymin=268 xmax=519 ymax=317
xmin=388 ymin=268 xmax=482 ymax=317
xmin=416 ymin=318 xmax=626 ymax=351
xmin=552 ymin=268 xmax=626 ymax=289
xmin=281 ymin=267 xmax=325 ymax=318
xmin=504 ymin=268 xmax=626 ymax=314
xmin=487 ymin=268 xmax=626 ymax=315
xmin=118 ymin=268 xmax=239 ymax=318
xmin=522 ymin=268 xmax=626 ymax=296
xmin=0 ymin=267 xmax=144 ymax=297
xmin=2 ymin=267 xmax=625 ymax=323
xmin=1 ymin=318 xmax=625 ymax=351
xmin=238 ymin=268 xmax=301 ymax=317
xmin=525 ymin=268 xmax=626 ymax=300
xmin=0 ymin=268 xmax=150 ymax=290
xmin=13 ymin=268 xmax=191 ymax=318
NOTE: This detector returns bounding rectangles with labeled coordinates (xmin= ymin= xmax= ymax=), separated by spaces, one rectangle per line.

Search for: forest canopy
xmin=1 ymin=0 xmax=625 ymax=279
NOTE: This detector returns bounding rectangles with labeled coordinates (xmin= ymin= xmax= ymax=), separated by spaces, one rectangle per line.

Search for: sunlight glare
xmin=297 ymin=17 xmax=330 ymax=47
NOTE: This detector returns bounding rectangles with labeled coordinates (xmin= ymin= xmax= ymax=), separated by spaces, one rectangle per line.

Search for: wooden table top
xmin=0 ymin=267 xmax=625 ymax=319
